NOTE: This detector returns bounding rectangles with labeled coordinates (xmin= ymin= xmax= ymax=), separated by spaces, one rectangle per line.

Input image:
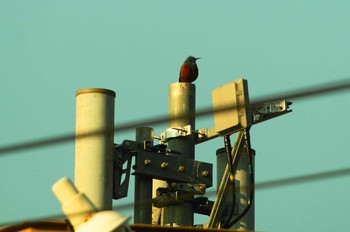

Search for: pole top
xmin=170 ymin=82 xmax=195 ymax=87
xmin=76 ymin=88 xmax=116 ymax=97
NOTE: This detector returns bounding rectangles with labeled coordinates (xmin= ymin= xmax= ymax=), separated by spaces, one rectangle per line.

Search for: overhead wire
xmin=1 ymin=166 xmax=350 ymax=227
xmin=0 ymin=77 xmax=350 ymax=155
xmin=1 ymin=77 xmax=350 ymax=227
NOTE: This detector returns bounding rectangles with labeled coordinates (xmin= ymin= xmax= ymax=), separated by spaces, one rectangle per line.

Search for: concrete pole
xmin=134 ymin=127 xmax=154 ymax=224
xmin=75 ymin=88 xmax=115 ymax=211
xmin=164 ymin=82 xmax=196 ymax=226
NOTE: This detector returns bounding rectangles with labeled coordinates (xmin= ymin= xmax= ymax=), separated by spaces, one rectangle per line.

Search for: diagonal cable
xmin=1 ymin=166 xmax=349 ymax=227
xmin=0 ymin=78 xmax=350 ymax=155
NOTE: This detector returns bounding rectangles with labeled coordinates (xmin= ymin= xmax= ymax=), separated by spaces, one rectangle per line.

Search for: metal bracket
xmin=251 ymin=100 xmax=292 ymax=124
xmin=113 ymin=140 xmax=166 ymax=200
xmin=153 ymin=191 xmax=189 ymax=208
xmin=158 ymin=125 xmax=192 ymax=143
xmin=133 ymin=150 xmax=212 ymax=187
xmin=168 ymin=182 xmax=206 ymax=195
xmin=112 ymin=143 xmax=133 ymax=199
xmin=193 ymin=197 xmax=214 ymax=216
xmin=195 ymin=128 xmax=220 ymax=144
xmin=153 ymin=185 xmax=207 ymax=208
xmin=195 ymin=100 xmax=292 ymax=145
xmin=113 ymin=139 xmax=213 ymax=200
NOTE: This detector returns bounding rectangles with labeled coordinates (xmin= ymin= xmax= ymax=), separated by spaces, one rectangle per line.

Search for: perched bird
xmin=179 ymin=56 xmax=200 ymax=83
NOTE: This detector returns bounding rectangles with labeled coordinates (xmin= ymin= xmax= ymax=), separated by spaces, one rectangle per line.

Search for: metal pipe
xmin=74 ymin=88 xmax=115 ymax=210
xmin=231 ymin=149 xmax=255 ymax=230
xmin=215 ymin=147 xmax=235 ymax=227
xmin=164 ymin=82 xmax=195 ymax=226
xmin=208 ymin=131 xmax=245 ymax=229
xmin=218 ymin=143 xmax=255 ymax=230
xmin=134 ymin=127 xmax=154 ymax=224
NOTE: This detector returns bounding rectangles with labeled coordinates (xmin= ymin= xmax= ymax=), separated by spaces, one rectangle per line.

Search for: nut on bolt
xmin=143 ymin=159 xmax=151 ymax=166
xmin=178 ymin=165 xmax=185 ymax=172
xmin=160 ymin=162 xmax=169 ymax=168
xmin=201 ymin=170 xmax=209 ymax=177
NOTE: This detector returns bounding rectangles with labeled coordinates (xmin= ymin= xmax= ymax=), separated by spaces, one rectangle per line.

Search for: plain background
xmin=1 ymin=1 xmax=350 ymax=231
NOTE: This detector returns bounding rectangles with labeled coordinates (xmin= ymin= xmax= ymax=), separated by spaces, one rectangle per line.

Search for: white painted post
xmin=75 ymin=88 xmax=115 ymax=210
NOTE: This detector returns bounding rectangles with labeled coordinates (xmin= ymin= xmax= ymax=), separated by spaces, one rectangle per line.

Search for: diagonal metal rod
xmin=207 ymin=131 xmax=245 ymax=228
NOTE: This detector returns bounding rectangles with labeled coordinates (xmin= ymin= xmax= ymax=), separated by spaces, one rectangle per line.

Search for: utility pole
xmin=164 ymin=82 xmax=196 ymax=226
xmin=74 ymin=88 xmax=115 ymax=210
xmin=110 ymin=78 xmax=291 ymax=229
xmin=134 ymin=127 xmax=154 ymax=224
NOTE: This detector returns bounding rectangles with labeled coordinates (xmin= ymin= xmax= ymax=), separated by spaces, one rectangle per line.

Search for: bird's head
xmin=184 ymin=56 xmax=200 ymax=64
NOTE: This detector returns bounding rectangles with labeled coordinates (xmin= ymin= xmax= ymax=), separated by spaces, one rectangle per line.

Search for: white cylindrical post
xmin=75 ymin=88 xmax=115 ymax=210
xmin=134 ymin=127 xmax=154 ymax=224
xmin=164 ymin=82 xmax=196 ymax=226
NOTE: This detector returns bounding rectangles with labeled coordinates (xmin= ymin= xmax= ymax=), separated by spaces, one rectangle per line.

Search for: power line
xmin=1 ymin=78 xmax=350 ymax=226
xmin=250 ymin=77 xmax=350 ymax=105
xmin=0 ymin=78 xmax=350 ymax=156
xmin=1 ymin=166 xmax=349 ymax=227
xmin=254 ymin=167 xmax=350 ymax=190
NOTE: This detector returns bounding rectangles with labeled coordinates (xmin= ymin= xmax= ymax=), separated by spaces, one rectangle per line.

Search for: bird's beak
xmin=195 ymin=57 xmax=201 ymax=60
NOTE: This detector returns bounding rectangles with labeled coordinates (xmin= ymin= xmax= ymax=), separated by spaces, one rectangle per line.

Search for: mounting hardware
xmin=158 ymin=125 xmax=192 ymax=143
xmin=201 ymin=170 xmax=209 ymax=177
xmin=178 ymin=165 xmax=185 ymax=172
xmin=251 ymin=100 xmax=292 ymax=124
xmin=160 ymin=162 xmax=169 ymax=168
xmin=168 ymin=182 xmax=206 ymax=195
xmin=143 ymin=159 xmax=151 ymax=166
xmin=133 ymin=150 xmax=212 ymax=187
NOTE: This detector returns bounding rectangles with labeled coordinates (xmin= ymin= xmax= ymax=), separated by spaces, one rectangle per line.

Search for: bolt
xmin=201 ymin=170 xmax=209 ymax=177
xmin=160 ymin=162 xmax=168 ymax=168
xmin=143 ymin=159 xmax=151 ymax=166
xmin=178 ymin=165 xmax=185 ymax=172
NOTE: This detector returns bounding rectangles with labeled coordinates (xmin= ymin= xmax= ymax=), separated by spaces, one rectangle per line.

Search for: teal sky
xmin=1 ymin=1 xmax=350 ymax=231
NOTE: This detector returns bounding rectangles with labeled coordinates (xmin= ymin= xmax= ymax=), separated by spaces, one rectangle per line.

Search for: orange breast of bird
xmin=179 ymin=63 xmax=198 ymax=83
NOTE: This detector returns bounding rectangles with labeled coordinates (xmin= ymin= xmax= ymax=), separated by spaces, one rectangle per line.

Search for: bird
xmin=179 ymin=56 xmax=200 ymax=83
